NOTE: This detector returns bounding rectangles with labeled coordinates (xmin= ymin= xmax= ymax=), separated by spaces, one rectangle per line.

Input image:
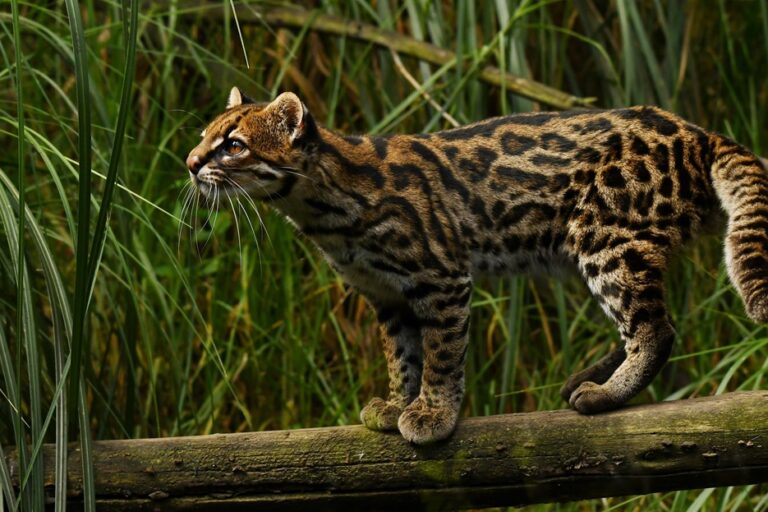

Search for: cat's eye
xmin=223 ymin=139 xmax=245 ymax=156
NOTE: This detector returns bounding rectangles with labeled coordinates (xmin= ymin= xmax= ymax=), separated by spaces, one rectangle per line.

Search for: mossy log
xmin=7 ymin=391 xmax=768 ymax=510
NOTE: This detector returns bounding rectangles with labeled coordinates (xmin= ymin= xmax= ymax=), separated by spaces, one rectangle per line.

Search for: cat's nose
xmin=186 ymin=154 xmax=202 ymax=175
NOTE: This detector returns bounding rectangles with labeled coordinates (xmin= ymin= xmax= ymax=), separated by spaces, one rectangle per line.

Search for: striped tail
xmin=710 ymin=134 xmax=768 ymax=323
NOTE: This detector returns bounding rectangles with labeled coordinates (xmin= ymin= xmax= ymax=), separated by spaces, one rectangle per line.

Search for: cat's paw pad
xmin=360 ymin=397 xmax=403 ymax=431
xmin=397 ymin=400 xmax=458 ymax=445
xmin=568 ymin=381 xmax=619 ymax=414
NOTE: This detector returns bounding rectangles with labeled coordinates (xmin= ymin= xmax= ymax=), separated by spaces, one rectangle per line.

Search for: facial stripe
xmin=241 ymin=162 xmax=281 ymax=180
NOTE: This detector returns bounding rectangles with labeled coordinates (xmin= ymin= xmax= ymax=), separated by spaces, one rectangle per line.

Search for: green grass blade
xmin=0 ymin=179 xmax=34 ymax=510
xmin=62 ymin=0 xmax=97 ymax=509
xmin=78 ymin=383 xmax=96 ymax=511
xmin=0 ymin=165 xmax=75 ymax=511
xmin=0 ymin=189 xmax=71 ymax=504
xmin=0 ymin=328 xmax=19 ymax=507
xmin=64 ymin=0 xmax=93 ymax=423
xmin=86 ymin=0 xmax=139 ymax=297
xmin=9 ymin=0 xmax=45 ymax=507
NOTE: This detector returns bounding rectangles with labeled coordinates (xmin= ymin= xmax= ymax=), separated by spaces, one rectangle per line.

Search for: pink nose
xmin=186 ymin=154 xmax=202 ymax=174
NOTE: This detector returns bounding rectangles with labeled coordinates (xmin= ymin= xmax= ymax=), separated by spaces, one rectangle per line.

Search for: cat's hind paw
xmin=568 ymin=381 xmax=622 ymax=414
xmin=397 ymin=398 xmax=458 ymax=445
xmin=360 ymin=397 xmax=403 ymax=431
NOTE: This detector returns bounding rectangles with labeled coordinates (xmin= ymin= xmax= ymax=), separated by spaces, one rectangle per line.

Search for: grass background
xmin=1 ymin=0 xmax=767 ymax=510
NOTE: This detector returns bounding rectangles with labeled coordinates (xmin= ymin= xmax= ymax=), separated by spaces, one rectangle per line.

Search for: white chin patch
xmin=196 ymin=181 xmax=211 ymax=196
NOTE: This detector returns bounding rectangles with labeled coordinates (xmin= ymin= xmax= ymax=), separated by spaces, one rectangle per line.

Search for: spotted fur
xmin=186 ymin=88 xmax=768 ymax=444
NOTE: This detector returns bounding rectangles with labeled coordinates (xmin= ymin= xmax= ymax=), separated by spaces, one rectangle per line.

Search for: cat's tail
xmin=710 ymin=134 xmax=768 ymax=323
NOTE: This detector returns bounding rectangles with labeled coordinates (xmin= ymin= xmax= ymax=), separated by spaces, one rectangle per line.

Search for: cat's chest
xmin=314 ymin=236 xmax=407 ymax=301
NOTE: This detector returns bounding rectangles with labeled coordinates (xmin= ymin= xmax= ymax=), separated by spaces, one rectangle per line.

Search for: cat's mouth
xmin=193 ymin=166 xmax=233 ymax=194
xmin=192 ymin=168 xmax=266 ymax=203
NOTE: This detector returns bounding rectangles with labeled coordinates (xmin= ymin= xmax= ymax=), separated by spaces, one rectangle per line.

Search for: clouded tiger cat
xmin=186 ymin=87 xmax=768 ymax=444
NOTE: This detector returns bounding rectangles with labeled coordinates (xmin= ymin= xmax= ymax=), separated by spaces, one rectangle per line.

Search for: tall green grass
xmin=0 ymin=1 xmax=766 ymax=510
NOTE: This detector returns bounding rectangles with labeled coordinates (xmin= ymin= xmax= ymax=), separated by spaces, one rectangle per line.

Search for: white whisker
xmin=225 ymin=178 xmax=265 ymax=272
xmin=177 ymin=183 xmax=195 ymax=255
xmin=226 ymin=177 xmax=273 ymax=249
xmin=226 ymin=189 xmax=244 ymax=269
xmin=203 ymin=185 xmax=220 ymax=250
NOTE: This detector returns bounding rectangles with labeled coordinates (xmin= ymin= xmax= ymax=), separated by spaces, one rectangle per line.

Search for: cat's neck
xmin=266 ymin=127 xmax=377 ymax=235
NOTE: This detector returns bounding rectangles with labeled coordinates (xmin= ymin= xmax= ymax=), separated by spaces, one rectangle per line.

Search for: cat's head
xmin=186 ymin=87 xmax=316 ymax=200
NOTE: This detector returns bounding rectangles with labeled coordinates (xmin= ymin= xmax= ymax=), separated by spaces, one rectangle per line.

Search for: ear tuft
xmin=269 ymin=92 xmax=305 ymax=141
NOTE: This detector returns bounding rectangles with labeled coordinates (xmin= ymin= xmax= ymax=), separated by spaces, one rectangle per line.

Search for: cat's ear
xmin=227 ymin=86 xmax=256 ymax=109
xmin=269 ymin=92 xmax=307 ymax=142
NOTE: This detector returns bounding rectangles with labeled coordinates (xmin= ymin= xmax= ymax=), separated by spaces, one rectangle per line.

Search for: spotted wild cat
xmin=186 ymin=87 xmax=768 ymax=444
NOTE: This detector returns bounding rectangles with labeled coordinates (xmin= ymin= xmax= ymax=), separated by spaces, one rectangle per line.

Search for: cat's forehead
xmin=200 ymin=104 xmax=268 ymax=138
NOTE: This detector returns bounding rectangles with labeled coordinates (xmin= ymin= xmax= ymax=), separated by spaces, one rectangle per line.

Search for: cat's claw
xmin=360 ymin=397 xmax=403 ymax=431
xmin=397 ymin=399 xmax=458 ymax=445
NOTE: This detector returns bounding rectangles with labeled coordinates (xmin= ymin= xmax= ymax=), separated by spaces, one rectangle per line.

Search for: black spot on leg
xmin=636 ymin=161 xmax=651 ymax=182
xmin=433 ymin=364 xmax=456 ymax=376
xmin=623 ymin=248 xmax=650 ymax=272
xmin=655 ymin=201 xmax=674 ymax=216
xmin=659 ymin=176 xmax=674 ymax=197
xmin=603 ymin=166 xmax=626 ymax=188
xmin=574 ymin=169 xmax=596 ymax=184
xmin=602 ymin=257 xmax=621 ymax=273
xmin=629 ymin=308 xmax=651 ymax=335
xmin=639 ymin=286 xmax=664 ymax=302
xmin=584 ymin=263 xmax=599 ymax=277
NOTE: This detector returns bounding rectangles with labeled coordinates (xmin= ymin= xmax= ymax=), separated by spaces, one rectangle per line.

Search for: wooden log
xmin=7 ymin=391 xmax=768 ymax=510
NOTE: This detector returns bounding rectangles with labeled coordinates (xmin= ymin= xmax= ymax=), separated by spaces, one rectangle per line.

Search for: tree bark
xmin=7 ymin=391 xmax=768 ymax=510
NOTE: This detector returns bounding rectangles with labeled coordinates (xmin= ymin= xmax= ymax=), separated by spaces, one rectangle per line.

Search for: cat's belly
xmin=469 ymin=248 xmax=577 ymax=279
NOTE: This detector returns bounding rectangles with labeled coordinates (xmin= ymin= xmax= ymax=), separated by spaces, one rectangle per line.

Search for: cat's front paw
xmin=568 ymin=381 xmax=621 ymax=414
xmin=360 ymin=397 xmax=403 ymax=431
xmin=397 ymin=398 xmax=458 ymax=445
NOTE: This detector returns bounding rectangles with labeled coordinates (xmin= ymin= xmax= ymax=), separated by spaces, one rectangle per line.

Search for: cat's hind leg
xmin=568 ymin=241 xmax=675 ymax=413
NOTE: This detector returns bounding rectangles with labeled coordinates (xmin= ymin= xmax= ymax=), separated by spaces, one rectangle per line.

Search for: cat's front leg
xmin=360 ymin=304 xmax=423 ymax=431
xmin=397 ymin=275 xmax=472 ymax=444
